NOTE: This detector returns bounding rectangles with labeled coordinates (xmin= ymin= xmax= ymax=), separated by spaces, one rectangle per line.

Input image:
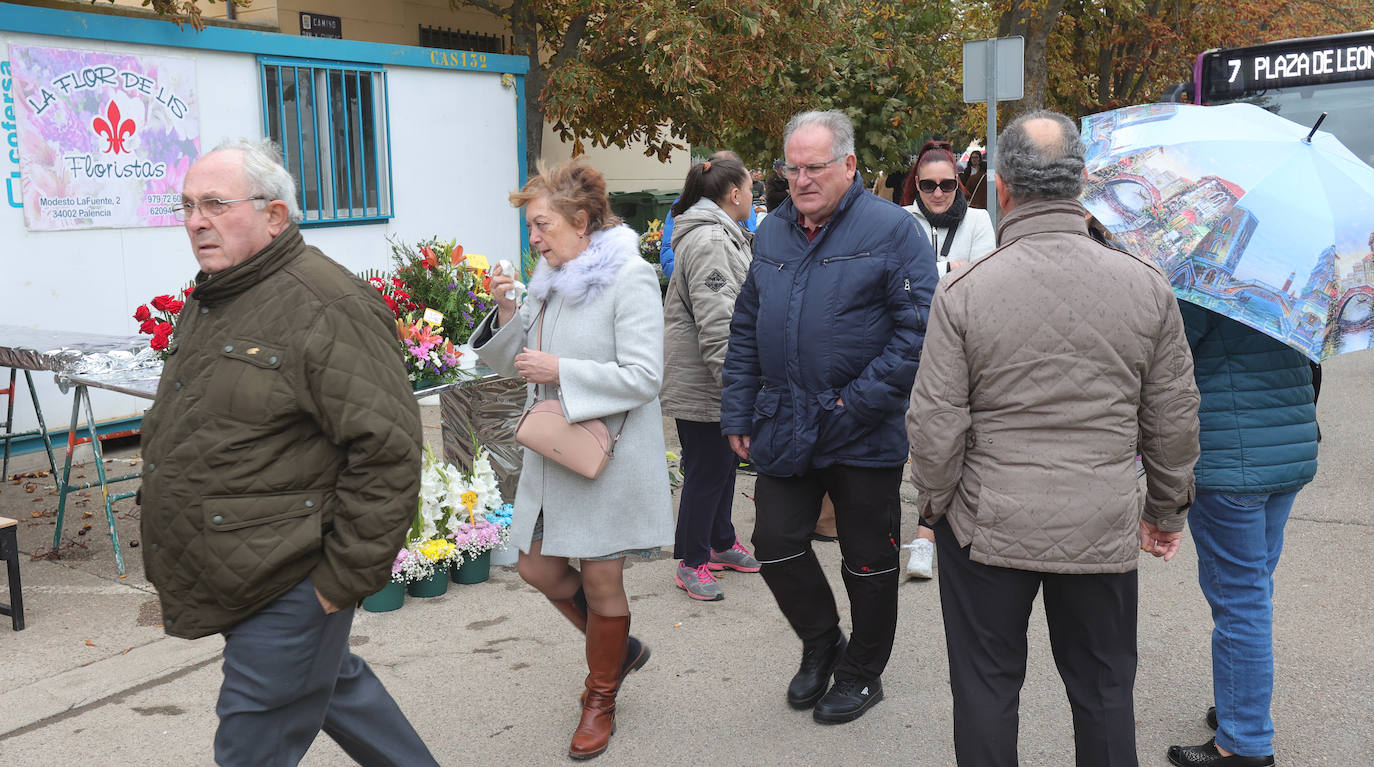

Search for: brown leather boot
xmin=568 ymin=610 xmax=630 ymax=760
xmin=548 ymin=588 xmax=650 ymax=688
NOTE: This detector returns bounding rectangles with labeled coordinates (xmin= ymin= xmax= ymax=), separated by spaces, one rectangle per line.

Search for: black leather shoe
xmin=1168 ymin=739 xmax=1274 ymax=767
xmin=813 ymin=676 xmax=884 ymax=724
xmin=1207 ymin=706 xmax=1218 ymax=731
xmin=786 ymin=634 xmax=846 ymax=709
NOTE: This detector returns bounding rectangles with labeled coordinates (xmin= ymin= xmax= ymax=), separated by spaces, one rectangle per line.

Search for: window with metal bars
xmin=418 ymin=25 xmax=505 ymax=54
xmin=260 ymin=58 xmax=393 ymax=224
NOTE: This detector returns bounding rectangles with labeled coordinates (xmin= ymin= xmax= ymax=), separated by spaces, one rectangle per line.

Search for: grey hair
xmin=996 ymin=110 xmax=1085 ymax=202
xmin=209 ymin=138 xmax=303 ymax=222
xmin=783 ymin=110 xmax=856 ymax=159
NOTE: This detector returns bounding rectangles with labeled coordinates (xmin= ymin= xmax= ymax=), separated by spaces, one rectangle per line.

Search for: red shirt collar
xmin=797 ymin=210 xmax=824 ymax=242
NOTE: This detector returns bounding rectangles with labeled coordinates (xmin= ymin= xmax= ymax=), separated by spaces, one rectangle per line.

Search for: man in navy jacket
xmin=721 ymin=110 xmax=937 ymax=724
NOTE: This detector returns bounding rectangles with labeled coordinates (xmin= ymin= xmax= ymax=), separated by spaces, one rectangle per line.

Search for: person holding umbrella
xmin=1165 ymin=305 xmax=1318 ymax=767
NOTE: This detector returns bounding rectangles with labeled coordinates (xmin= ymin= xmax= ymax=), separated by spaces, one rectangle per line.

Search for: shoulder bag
xmin=513 ymin=303 xmax=626 ymax=479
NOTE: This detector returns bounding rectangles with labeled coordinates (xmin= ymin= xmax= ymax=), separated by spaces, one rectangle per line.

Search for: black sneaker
xmin=786 ymin=634 xmax=846 ymax=709
xmin=813 ymin=676 xmax=884 ymax=724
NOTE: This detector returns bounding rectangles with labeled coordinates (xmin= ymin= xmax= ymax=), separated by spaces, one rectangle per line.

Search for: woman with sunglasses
xmin=901 ymin=140 xmax=996 ymax=278
xmin=897 ymin=140 xmax=996 ymax=578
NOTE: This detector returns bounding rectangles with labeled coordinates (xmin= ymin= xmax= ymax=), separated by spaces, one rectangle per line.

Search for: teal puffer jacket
xmin=1181 ymin=301 xmax=1318 ymax=494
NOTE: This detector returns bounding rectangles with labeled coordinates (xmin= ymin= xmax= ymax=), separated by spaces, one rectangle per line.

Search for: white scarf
xmin=527 ymin=224 xmax=639 ymax=306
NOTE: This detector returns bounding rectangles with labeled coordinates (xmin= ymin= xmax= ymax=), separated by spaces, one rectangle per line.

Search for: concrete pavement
xmin=2 ymin=354 xmax=1372 ymax=766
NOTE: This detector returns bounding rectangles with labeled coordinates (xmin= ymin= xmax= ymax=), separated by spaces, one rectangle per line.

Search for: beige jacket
xmin=660 ymin=199 xmax=752 ymax=422
xmin=906 ymin=199 xmax=1199 ymax=574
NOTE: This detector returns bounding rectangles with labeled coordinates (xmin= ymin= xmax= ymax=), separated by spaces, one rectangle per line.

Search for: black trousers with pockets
xmin=751 ymin=464 xmax=902 ymax=683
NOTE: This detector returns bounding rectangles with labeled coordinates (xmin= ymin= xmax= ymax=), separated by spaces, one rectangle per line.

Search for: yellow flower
xmin=461 ymin=490 xmax=479 ymax=523
xmin=417 ymin=538 xmax=456 ymax=563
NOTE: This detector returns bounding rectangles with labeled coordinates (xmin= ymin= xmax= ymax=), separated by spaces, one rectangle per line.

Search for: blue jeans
xmin=1188 ymin=490 xmax=1297 ymax=757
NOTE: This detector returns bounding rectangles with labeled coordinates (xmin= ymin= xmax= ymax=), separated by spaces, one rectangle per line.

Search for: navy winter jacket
xmin=721 ymin=176 xmax=937 ymax=476
xmin=1181 ymin=301 xmax=1318 ymax=494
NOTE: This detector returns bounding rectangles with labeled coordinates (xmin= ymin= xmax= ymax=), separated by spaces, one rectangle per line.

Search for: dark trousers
xmin=751 ymin=465 xmax=901 ymax=682
xmin=934 ymin=521 xmax=1139 ymax=767
xmin=215 ymin=577 xmax=438 ymax=767
xmin=673 ymin=419 xmax=739 ymax=567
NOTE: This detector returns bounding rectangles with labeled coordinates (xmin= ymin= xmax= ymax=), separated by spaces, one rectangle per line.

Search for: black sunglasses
xmin=918 ymin=179 xmax=959 ymax=194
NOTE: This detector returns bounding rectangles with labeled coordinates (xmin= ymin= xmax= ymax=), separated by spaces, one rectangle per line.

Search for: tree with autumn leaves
xmin=128 ymin=0 xmax=1371 ymax=174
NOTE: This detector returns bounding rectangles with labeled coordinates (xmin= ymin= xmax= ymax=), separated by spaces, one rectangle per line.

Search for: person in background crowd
xmin=751 ymin=167 xmax=766 ymax=200
xmin=898 ymin=139 xmax=997 ymax=578
xmin=1165 ymin=305 xmax=1318 ymax=767
xmin=476 ymin=158 xmax=674 ymax=761
xmin=722 ymin=109 xmax=937 ymax=725
xmin=883 ymin=161 xmax=910 ymax=204
xmin=661 ymin=154 xmax=762 ymax=602
xmin=960 ymin=149 xmax=988 ymax=209
xmin=764 ymin=158 xmax=791 ymax=212
xmin=907 ymin=110 xmax=1200 ymax=767
xmin=141 ymin=138 xmax=438 ymax=766
xmin=659 ymin=150 xmax=757 ymax=279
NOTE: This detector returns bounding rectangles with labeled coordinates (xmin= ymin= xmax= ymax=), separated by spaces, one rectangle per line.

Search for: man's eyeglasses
xmin=171 ymin=197 xmax=266 ymax=221
xmin=780 ymin=157 xmax=842 ymax=180
xmin=917 ymin=179 xmax=959 ymax=194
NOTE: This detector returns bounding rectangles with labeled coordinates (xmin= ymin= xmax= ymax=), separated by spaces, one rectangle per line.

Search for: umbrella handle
xmin=1304 ymin=113 xmax=1328 ymax=144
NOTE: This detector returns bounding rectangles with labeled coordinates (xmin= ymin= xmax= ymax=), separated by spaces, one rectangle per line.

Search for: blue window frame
xmin=260 ymin=58 xmax=393 ymax=224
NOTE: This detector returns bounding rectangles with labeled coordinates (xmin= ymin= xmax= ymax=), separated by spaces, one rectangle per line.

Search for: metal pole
xmin=985 ymin=37 xmax=999 ymax=229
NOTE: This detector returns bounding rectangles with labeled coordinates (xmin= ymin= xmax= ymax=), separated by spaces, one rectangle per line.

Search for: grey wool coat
xmin=473 ymin=225 xmax=675 ymax=558
xmin=660 ymin=198 xmax=752 ymax=422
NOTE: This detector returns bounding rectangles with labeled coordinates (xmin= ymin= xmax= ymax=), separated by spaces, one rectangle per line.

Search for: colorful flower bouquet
xmin=365 ymin=236 xmax=499 ymax=388
xmin=387 ymin=236 xmax=495 ymax=345
xmin=132 ymin=287 xmax=192 ymax=359
xmin=638 ymin=219 xmax=664 ymax=262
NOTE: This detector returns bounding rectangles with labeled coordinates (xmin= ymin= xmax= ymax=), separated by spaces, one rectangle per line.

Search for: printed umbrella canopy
xmin=1080 ymin=102 xmax=1374 ymax=361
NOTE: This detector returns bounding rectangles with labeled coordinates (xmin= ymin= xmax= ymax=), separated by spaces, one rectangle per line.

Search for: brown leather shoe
xmin=568 ymin=610 xmax=630 ymax=760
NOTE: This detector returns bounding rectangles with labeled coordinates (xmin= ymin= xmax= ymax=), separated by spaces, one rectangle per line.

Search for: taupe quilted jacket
xmin=906 ymin=200 xmax=1199 ymax=574
xmin=140 ymin=226 xmax=421 ymax=638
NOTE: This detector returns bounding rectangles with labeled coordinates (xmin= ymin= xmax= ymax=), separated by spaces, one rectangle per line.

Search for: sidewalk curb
xmin=0 ymin=634 xmax=224 ymax=739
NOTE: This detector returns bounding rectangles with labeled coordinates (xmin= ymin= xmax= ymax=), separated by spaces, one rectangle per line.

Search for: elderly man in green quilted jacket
xmin=139 ymin=139 xmax=437 ymax=766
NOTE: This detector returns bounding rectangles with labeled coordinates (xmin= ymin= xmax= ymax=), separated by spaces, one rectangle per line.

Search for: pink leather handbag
xmin=513 ymin=304 xmax=625 ymax=480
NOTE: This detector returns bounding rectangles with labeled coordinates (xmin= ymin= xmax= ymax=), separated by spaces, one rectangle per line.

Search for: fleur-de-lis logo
xmin=92 ymin=100 xmax=136 ymax=154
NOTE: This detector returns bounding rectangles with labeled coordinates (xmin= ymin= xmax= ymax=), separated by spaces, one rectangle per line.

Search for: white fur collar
xmin=527 ymin=224 xmax=639 ymax=305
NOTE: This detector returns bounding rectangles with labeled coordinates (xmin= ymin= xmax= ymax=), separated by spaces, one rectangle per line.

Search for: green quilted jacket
xmin=139 ymin=226 xmax=421 ymax=639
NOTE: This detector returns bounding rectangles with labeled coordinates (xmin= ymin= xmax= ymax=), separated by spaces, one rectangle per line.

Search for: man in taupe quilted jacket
xmin=139 ymin=140 xmax=437 ymax=766
xmin=906 ymin=111 xmax=1200 ymax=767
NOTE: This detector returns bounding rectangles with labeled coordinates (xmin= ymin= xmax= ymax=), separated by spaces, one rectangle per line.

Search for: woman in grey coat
xmin=661 ymin=154 xmax=762 ymax=601
xmin=476 ymin=159 xmax=674 ymax=761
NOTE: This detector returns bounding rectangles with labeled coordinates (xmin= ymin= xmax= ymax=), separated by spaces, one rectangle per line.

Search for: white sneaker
xmin=903 ymin=538 xmax=934 ymax=579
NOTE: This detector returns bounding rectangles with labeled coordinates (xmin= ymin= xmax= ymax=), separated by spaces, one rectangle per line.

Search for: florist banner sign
xmin=7 ymin=45 xmax=199 ymax=230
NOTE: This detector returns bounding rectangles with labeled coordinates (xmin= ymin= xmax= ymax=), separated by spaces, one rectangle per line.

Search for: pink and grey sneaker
xmin=708 ymin=538 xmax=762 ymax=573
xmin=676 ymin=562 xmax=725 ymax=601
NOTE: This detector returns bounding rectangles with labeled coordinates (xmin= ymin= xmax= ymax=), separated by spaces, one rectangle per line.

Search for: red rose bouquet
xmin=133 ymin=287 xmax=192 ymax=359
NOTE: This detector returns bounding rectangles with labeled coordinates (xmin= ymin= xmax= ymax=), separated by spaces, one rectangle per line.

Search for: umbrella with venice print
xmin=1080 ymin=101 xmax=1374 ymax=361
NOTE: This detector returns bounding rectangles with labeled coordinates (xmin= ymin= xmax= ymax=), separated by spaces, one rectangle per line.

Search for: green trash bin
xmin=609 ymin=191 xmax=652 ymax=234
xmin=609 ymin=189 xmax=681 ymax=235
xmin=645 ymin=190 xmax=679 ymax=232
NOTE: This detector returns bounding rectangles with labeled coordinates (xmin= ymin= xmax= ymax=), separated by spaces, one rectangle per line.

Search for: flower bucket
xmin=408 ymin=563 xmax=450 ymax=597
xmin=453 ymin=550 xmax=491 ymax=584
xmin=490 ymin=543 xmax=518 ymax=567
xmin=362 ymin=580 xmax=406 ymax=613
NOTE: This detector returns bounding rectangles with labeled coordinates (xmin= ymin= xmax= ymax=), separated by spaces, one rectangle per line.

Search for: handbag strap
xmin=529 ymin=299 xmax=630 ymax=444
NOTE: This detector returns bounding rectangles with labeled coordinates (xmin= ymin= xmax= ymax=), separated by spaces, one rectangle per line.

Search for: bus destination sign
xmin=1202 ymin=32 xmax=1374 ymax=102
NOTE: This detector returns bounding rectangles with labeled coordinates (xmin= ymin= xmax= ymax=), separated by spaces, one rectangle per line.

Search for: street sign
xmin=962 ymin=37 xmax=1024 ymax=103
xmin=299 ymin=12 xmax=342 ymax=39
xmin=961 ymin=36 xmax=1025 ymax=229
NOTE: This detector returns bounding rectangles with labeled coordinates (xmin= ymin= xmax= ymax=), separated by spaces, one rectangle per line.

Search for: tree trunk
xmin=998 ymin=0 xmax=1069 ymax=118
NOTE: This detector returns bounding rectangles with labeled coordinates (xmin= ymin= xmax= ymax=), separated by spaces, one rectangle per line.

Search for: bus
xmin=1179 ymin=30 xmax=1374 ymax=167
